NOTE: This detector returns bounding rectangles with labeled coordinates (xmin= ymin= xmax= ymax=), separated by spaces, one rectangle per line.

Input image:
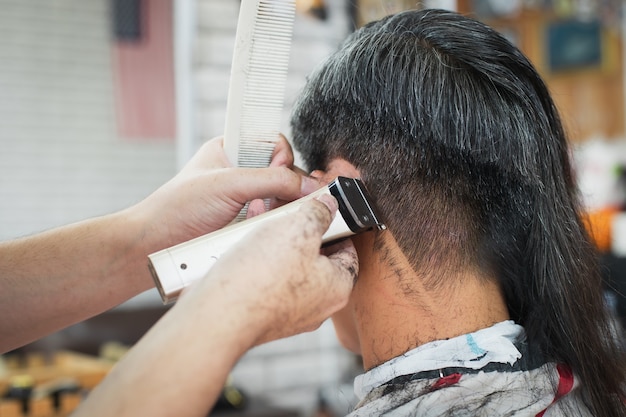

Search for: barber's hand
xmin=75 ymin=196 xmax=357 ymax=417
xmin=184 ymin=195 xmax=358 ymax=346
xmin=131 ymin=136 xmax=320 ymax=249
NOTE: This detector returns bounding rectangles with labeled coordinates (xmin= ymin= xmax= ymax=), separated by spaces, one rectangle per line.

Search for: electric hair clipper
xmin=148 ymin=177 xmax=385 ymax=304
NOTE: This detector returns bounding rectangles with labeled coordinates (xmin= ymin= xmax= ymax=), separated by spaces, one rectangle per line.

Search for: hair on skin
xmin=291 ymin=9 xmax=626 ymax=416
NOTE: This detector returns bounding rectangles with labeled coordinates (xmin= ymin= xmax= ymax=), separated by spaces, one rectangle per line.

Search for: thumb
xmin=297 ymin=194 xmax=339 ymax=239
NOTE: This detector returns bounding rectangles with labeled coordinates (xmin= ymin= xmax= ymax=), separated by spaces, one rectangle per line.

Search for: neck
xmin=352 ymin=233 xmax=510 ymax=370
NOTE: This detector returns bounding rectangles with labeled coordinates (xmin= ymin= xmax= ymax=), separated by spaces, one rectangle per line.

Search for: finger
xmin=265 ymin=175 xmax=325 ymax=211
xmin=270 ymin=134 xmax=295 ymax=168
xmin=228 ymin=167 xmax=322 ymax=203
xmin=326 ymin=239 xmax=359 ymax=285
xmin=246 ymin=199 xmax=267 ymax=218
xmin=317 ymin=193 xmax=339 ymax=215
xmin=292 ymin=165 xmax=310 ymax=177
xmin=298 ymin=195 xmax=338 ymax=238
xmin=311 ymin=244 xmax=358 ymax=316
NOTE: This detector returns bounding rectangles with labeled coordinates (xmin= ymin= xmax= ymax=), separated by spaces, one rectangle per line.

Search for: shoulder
xmin=348 ymin=362 xmax=592 ymax=417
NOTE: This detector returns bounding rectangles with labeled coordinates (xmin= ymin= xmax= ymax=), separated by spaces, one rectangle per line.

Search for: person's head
xmin=293 ymin=7 xmax=572 ymax=319
xmin=291 ymin=8 xmax=625 ymax=416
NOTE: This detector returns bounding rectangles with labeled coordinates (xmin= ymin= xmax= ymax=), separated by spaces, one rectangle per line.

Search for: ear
xmin=310 ymin=158 xmax=361 ymax=184
xmin=309 ymin=170 xmax=326 ymax=180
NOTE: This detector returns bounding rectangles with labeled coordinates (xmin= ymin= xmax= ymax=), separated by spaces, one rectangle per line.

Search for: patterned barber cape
xmin=346 ymin=321 xmax=590 ymax=416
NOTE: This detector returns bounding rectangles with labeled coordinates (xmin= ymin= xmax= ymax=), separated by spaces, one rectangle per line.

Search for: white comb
xmin=223 ymin=0 xmax=296 ymax=170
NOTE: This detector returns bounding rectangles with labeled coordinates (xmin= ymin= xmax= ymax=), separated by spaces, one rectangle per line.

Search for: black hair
xmin=291 ymin=9 xmax=626 ymax=416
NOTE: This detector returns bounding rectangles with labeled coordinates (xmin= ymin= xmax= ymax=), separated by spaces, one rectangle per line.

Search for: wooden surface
xmin=484 ymin=9 xmax=625 ymax=143
xmin=0 ymin=351 xmax=113 ymax=417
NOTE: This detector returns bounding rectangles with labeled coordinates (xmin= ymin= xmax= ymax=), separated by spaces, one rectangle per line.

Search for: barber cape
xmin=347 ymin=321 xmax=591 ymax=417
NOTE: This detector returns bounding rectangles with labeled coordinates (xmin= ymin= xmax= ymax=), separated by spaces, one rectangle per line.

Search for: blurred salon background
xmin=0 ymin=0 xmax=625 ymax=416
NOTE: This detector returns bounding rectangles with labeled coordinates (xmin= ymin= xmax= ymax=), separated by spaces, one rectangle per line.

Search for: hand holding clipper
xmin=148 ymin=177 xmax=385 ymax=304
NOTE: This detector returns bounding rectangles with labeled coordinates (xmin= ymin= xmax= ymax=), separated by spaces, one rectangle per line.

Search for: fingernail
xmin=317 ymin=194 xmax=338 ymax=212
xmin=301 ymin=176 xmax=321 ymax=195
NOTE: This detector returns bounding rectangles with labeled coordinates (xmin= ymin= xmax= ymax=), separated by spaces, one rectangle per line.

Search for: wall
xmin=484 ymin=8 xmax=625 ymax=143
xmin=0 ymin=0 xmax=176 ymax=241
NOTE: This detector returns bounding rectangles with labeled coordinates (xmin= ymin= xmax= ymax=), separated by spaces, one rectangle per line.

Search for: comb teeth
xmin=223 ymin=0 xmax=296 ymax=221
xmin=223 ymin=0 xmax=296 ymax=169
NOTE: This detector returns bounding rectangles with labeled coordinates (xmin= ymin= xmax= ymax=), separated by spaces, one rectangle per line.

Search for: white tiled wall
xmin=0 ymin=0 xmax=175 ymax=241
